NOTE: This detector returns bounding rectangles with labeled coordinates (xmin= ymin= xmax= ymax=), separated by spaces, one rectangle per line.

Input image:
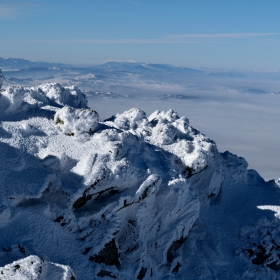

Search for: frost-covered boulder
xmin=54 ymin=106 xmax=99 ymax=136
xmin=0 ymin=85 xmax=49 ymax=113
xmin=147 ymin=109 xmax=189 ymax=144
xmin=0 ymin=255 xmax=75 ymax=280
xmin=37 ymin=83 xmax=88 ymax=108
xmin=0 ymin=83 xmax=88 ymax=114
xmin=0 ymin=69 xmax=4 ymax=89
xmin=109 ymin=108 xmax=149 ymax=132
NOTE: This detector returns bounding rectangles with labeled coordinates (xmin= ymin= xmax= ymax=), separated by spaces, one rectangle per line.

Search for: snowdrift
xmin=0 ymin=83 xmax=280 ymax=279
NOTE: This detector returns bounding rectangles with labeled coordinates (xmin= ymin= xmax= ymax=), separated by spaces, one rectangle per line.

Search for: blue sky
xmin=1 ymin=0 xmax=280 ymax=70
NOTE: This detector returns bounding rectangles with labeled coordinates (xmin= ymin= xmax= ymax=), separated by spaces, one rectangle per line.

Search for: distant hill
xmin=0 ymin=57 xmax=71 ymax=70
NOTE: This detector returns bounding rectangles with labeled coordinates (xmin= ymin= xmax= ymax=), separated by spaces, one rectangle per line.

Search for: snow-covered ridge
xmin=0 ymin=83 xmax=280 ymax=279
xmin=0 ymin=83 xmax=88 ymax=115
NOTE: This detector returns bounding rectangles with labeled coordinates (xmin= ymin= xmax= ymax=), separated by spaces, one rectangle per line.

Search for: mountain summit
xmin=0 ymin=83 xmax=279 ymax=279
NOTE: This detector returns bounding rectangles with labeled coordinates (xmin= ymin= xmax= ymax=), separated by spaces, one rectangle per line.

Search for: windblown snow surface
xmin=0 ymin=80 xmax=280 ymax=279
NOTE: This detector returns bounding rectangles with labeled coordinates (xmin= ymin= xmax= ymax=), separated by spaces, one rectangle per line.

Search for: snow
xmin=0 ymin=82 xmax=280 ymax=279
xmin=257 ymin=205 xmax=280 ymax=219
xmin=0 ymin=83 xmax=88 ymax=115
xmin=0 ymin=255 xmax=75 ymax=280
xmin=133 ymin=174 xmax=161 ymax=202
xmin=39 ymin=83 xmax=88 ymax=108
xmin=54 ymin=106 xmax=99 ymax=136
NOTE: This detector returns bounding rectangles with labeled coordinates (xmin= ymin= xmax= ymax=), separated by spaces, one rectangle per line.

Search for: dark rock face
xmin=167 ymin=236 xmax=187 ymax=262
xmin=239 ymin=219 xmax=280 ymax=272
xmin=89 ymin=239 xmax=120 ymax=267
xmin=172 ymin=262 xmax=181 ymax=273
xmin=137 ymin=267 xmax=147 ymax=279
xmin=97 ymin=270 xmax=117 ymax=279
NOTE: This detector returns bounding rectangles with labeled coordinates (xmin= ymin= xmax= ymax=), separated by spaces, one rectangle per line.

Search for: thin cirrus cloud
xmin=168 ymin=33 xmax=277 ymax=39
xmin=32 ymin=33 xmax=278 ymax=44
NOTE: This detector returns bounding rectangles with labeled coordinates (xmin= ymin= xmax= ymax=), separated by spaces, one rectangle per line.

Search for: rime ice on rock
xmin=38 ymin=83 xmax=88 ymax=108
xmin=0 ymin=83 xmax=88 ymax=114
xmin=110 ymin=108 xmax=149 ymax=132
xmin=0 ymin=255 xmax=75 ymax=280
xmin=54 ymin=106 xmax=99 ymax=136
xmin=105 ymin=108 xmax=219 ymax=188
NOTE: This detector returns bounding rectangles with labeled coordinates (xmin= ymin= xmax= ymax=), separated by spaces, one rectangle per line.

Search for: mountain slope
xmin=0 ymin=83 xmax=279 ymax=279
xmin=0 ymin=69 xmax=3 ymax=89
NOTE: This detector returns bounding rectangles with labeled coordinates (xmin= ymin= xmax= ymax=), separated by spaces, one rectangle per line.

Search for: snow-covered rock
xmin=54 ymin=106 xmax=99 ymax=136
xmin=38 ymin=83 xmax=88 ymax=108
xmin=0 ymin=255 xmax=75 ymax=280
xmin=0 ymin=84 xmax=280 ymax=279
xmin=0 ymin=83 xmax=88 ymax=114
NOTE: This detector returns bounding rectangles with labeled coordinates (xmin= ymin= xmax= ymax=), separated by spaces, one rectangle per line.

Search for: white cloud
xmin=74 ymin=33 xmax=279 ymax=44
xmin=168 ymin=33 xmax=277 ymax=39
xmin=27 ymin=33 xmax=279 ymax=45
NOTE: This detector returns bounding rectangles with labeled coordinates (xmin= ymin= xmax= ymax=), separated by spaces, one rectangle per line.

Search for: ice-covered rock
xmin=108 ymin=107 xmax=149 ymax=132
xmin=105 ymin=108 xmax=222 ymax=197
xmin=54 ymin=106 xmax=99 ymax=136
xmin=0 ymin=255 xmax=75 ymax=280
xmin=38 ymin=83 xmax=88 ymax=108
xmin=0 ymin=83 xmax=88 ymax=114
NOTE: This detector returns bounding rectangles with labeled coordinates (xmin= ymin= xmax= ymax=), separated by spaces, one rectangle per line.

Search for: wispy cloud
xmin=28 ymin=33 xmax=279 ymax=44
xmin=0 ymin=2 xmax=39 ymax=20
xmin=168 ymin=33 xmax=277 ymax=39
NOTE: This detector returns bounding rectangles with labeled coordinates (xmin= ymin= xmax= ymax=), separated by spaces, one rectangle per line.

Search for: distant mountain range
xmin=0 ymin=57 xmax=70 ymax=70
xmin=0 ymin=56 xmax=243 ymax=77
xmin=0 ymin=57 xmax=279 ymax=97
